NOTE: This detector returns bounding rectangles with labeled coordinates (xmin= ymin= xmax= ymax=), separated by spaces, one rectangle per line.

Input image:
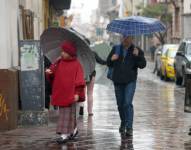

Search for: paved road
xmin=0 ymin=61 xmax=191 ymax=150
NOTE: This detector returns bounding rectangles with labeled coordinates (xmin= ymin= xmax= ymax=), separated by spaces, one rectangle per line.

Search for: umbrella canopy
xmin=106 ymin=16 xmax=166 ymax=36
xmin=90 ymin=42 xmax=111 ymax=60
xmin=40 ymin=27 xmax=96 ymax=81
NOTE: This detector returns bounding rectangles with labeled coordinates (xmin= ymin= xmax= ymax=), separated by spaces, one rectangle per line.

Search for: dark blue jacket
xmin=107 ymin=44 xmax=146 ymax=84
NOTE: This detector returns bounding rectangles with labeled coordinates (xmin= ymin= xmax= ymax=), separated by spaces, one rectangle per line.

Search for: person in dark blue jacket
xmin=107 ymin=36 xmax=146 ymax=136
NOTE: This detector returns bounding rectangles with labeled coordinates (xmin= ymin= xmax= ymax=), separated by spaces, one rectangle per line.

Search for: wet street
xmin=0 ymin=61 xmax=191 ymax=150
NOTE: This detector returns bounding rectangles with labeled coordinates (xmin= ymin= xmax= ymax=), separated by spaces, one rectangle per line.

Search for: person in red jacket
xmin=46 ymin=40 xmax=85 ymax=144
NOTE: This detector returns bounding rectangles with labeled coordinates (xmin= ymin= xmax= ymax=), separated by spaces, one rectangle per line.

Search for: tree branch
xmin=154 ymin=32 xmax=166 ymax=44
xmin=170 ymin=0 xmax=178 ymax=8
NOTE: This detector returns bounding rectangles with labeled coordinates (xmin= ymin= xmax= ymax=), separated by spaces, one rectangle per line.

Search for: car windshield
xmin=167 ymin=50 xmax=177 ymax=58
xmin=162 ymin=44 xmax=178 ymax=56
xmin=186 ymin=43 xmax=191 ymax=55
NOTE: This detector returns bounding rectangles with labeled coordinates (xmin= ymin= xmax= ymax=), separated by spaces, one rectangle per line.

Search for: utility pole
xmin=164 ymin=0 xmax=168 ymax=43
xmin=131 ymin=0 xmax=133 ymax=15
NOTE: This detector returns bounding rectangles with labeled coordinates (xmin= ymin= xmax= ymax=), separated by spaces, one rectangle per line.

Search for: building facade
xmin=0 ymin=0 xmax=19 ymax=69
xmin=99 ymin=0 xmax=117 ymax=17
xmin=119 ymin=0 xmax=148 ymax=17
xmin=0 ymin=0 xmax=49 ymax=69
xmin=156 ymin=0 xmax=184 ymax=43
xmin=171 ymin=0 xmax=184 ymax=43
xmin=183 ymin=0 xmax=191 ymax=38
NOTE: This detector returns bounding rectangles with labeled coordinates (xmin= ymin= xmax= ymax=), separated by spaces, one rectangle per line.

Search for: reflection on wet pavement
xmin=0 ymin=62 xmax=191 ymax=150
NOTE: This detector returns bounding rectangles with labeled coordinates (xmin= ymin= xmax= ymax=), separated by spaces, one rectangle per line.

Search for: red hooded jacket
xmin=46 ymin=58 xmax=85 ymax=107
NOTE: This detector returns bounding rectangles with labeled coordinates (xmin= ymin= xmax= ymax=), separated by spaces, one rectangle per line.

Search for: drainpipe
xmin=180 ymin=0 xmax=184 ymax=39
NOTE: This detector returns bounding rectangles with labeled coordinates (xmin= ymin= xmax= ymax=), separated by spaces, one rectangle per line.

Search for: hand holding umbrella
xmin=111 ymin=54 xmax=119 ymax=61
xmin=133 ymin=48 xmax=139 ymax=56
xmin=74 ymin=95 xmax=79 ymax=102
xmin=45 ymin=69 xmax=53 ymax=74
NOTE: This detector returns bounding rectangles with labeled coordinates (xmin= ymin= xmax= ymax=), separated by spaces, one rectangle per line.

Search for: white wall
xmin=33 ymin=0 xmax=44 ymax=40
xmin=183 ymin=0 xmax=191 ymax=38
xmin=0 ymin=0 xmax=45 ymax=69
xmin=184 ymin=0 xmax=191 ymax=14
xmin=0 ymin=0 xmax=19 ymax=69
xmin=184 ymin=16 xmax=191 ymax=38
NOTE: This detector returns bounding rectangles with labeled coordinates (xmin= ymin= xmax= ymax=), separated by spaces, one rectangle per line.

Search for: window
xmin=112 ymin=0 xmax=116 ymax=5
xmin=186 ymin=43 xmax=191 ymax=55
xmin=18 ymin=5 xmax=34 ymax=40
xmin=162 ymin=47 xmax=168 ymax=57
xmin=178 ymin=42 xmax=186 ymax=52
xmin=175 ymin=8 xmax=180 ymax=33
xmin=167 ymin=50 xmax=177 ymax=58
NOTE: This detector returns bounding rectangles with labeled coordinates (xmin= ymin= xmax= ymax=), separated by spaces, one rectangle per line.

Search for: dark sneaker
xmin=126 ymin=128 xmax=133 ymax=136
xmin=79 ymin=106 xmax=84 ymax=115
xmin=88 ymin=113 xmax=93 ymax=116
xmin=119 ymin=126 xmax=126 ymax=135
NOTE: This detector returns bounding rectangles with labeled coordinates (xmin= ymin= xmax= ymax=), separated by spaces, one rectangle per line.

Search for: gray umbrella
xmin=40 ymin=27 xmax=96 ymax=81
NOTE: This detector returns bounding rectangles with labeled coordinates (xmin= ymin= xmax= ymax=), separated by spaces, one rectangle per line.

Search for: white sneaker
xmin=61 ymin=134 xmax=69 ymax=139
xmin=70 ymin=128 xmax=78 ymax=139
xmin=56 ymin=134 xmax=70 ymax=144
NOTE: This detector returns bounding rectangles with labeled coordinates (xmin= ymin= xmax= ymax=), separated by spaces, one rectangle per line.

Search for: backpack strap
xmin=114 ymin=44 xmax=121 ymax=55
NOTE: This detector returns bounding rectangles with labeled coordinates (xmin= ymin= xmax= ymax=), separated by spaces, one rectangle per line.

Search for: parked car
xmin=155 ymin=44 xmax=178 ymax=77
xmin=174 ymin=38 xmax=191 ymax=86
xmin=160 ymin=45 xmax=179 ymax=80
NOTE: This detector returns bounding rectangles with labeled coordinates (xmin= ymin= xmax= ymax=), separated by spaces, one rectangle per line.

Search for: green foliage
xmin=140 ymin=3 xmax=172 ymax=24
xmin=136 ymin=3 xmax=173 ymax=44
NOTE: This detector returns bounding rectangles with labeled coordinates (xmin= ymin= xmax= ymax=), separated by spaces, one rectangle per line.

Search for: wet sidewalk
xmin=0 ymin=62 xmax=191 ymax=150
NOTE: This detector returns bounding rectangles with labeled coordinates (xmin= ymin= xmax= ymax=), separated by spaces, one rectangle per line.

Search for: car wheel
xmin=160 ymin=70 xmax=164 ymax=80
xmin=164 ymin=70 xmax=169 ymax=81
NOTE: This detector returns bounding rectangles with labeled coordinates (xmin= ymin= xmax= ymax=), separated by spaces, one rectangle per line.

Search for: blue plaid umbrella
xmin=106 ymin=16 xmax=166 ymax=36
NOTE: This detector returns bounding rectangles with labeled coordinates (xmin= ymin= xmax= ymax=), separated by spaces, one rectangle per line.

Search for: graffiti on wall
xmin=0 ymin=94 xmax=9 ymax=121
